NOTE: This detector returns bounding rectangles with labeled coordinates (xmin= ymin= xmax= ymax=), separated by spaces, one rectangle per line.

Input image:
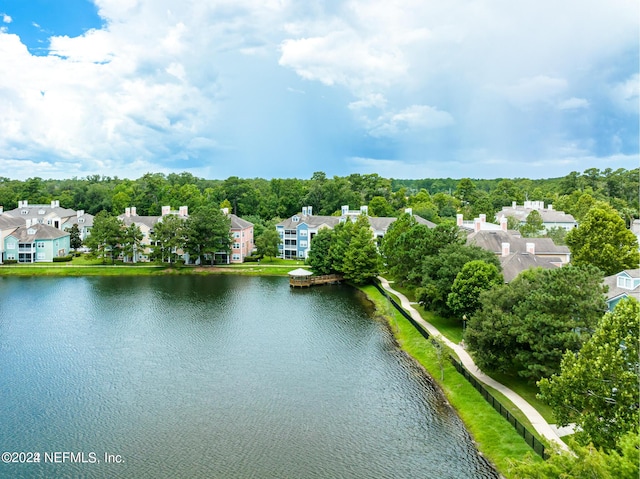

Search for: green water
xmin=0 ymin=276 xmax=497 ymax=478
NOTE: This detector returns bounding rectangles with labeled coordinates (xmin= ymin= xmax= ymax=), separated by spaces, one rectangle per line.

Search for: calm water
xmin=0 ymin=276 xmax=497 ymax=478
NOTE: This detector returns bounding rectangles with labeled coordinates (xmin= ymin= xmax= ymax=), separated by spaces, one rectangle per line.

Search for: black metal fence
xmin=373 ymin=281 xmax=547 ymax=459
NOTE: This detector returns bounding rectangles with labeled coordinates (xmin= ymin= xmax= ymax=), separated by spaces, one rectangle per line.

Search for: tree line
xmin=0 ymin=168 xmax=637 ymax=225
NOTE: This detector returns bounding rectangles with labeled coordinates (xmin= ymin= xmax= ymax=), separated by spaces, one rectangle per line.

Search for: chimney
xmin=360 ymin=205 xmax=368 ymax=215
xmin=500 ymin=216 xmax=508 ymax=231
xmin=125 ymin=207 xmax=131 ymax=218
xmin=307 ymin=206 xmax=312 ymax=216
xmin=0 ymin=206 xmax=3 ymax=214
xmin=524 ymin=201 xmax=531 ymax=209
xmin=76 ymin=210 xmax=84 ymax=217
xmin=526 ymin=242 xmax=535 ymax=255
xmin=548 ymin=204 xmax=554 ymax=211
xmin=512 ymin=201 xmax=517 ymax=208
xmin=222 ymin=207 xmax=229 ymax=215
xmin=341 ymin=205 xmax=349 ymax=216
xmin=131 ymin=207 xmax=137 ymax=216
xmin=302 ymin=206 xmax=307 ymax=216
xmin=501 ymin=242 xmax=510 ymax=257
xmin=179 ymin=206 xmax=188 ymax=216
xmin=51 ymin=200 xmax=56 ymax=208
xmin=405 ymin=208 xmax=413 ymax=216
xmin=161 ymin=206 xmax=170 ymax=216
xmin=19 ymin=200 xmax=27 ymax=208
xmin=456 ymin=214 xmax=464 ymax=227
xmin=479 ymin=214 xmax=486 ymax=223
xmin=474 ymin=218 xmax=482 ymax=232
xmin=26 ymin=219 xmax=32 ymax=228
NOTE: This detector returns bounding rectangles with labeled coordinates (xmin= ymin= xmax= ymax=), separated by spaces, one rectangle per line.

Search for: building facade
xmin=276 ymin=206 xmax=435 ymax=259
xmin=3 ymin=222 xmax=71 ymax=263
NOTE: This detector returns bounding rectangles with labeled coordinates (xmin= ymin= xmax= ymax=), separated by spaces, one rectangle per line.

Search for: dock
xmin=288 ymin=268 xmax=343 ymax=287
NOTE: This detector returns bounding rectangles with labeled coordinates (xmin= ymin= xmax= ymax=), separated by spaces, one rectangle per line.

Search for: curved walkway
xmin=377 ymin=276 xmax=569 ymax=452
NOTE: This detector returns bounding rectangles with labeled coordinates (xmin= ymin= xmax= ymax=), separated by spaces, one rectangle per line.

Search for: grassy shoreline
xmin=0 ymin=260 xmax=297 ymax=277
xmin=356 ymin=283 xmax=542 ymax=477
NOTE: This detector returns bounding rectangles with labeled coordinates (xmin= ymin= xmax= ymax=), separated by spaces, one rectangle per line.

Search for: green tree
xmin=255 ymin=228 xmax=280 ymax=260
xmin=417 ymin=243 xmax=500 ymax=317
xmin=120 ymin=223 xmax=143 ymax=263
xmin=538 ymin=298 xmax=639 ymax=450
xmin=519 ymin=209 xmax=544 ymax=237
xmin=342 ymin=216 xmax=380 ymax=284
xmin=66 ymin=224 xmax=82 ymax=251
xmin=447 ymin=260 xmax=503 ymax=319
xmin=368 ymin=195 xmax=395 ymax=217
xmin=184 ymin=205 xmax=231 ymax=265
xmin=328 ymin=220 xmax=354 ymax=273
xmin=566 ymin=203 xmax=640 ymax=276
xmin=466 ymin=265 xmax=608 ymax=382
xmin=152 ymin=214 xmax=186 ymax=264
xmin=509 ymin=432 xmax=639 ymax=479
xmin=306 ymin=228 xmax=335 ymax=275
xmin=84 ymin=211 xmax=123 ymax=264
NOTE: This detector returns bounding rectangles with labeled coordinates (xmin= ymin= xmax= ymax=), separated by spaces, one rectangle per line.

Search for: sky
xmin=0 ymin=0 xmax=638 ymax=181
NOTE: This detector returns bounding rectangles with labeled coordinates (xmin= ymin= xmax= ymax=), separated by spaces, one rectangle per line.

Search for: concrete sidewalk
xmin=377 ymin=276 xmax=569 ymax=452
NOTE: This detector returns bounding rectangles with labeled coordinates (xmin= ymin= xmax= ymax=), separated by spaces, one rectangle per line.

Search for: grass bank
xmin=357 ymin=283 xmax=542 ymax=477
xmin=0 ymin=257 xmax=300 ymax=277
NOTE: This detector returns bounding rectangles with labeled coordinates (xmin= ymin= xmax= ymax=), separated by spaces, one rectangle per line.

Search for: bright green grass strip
xmin=485 ymin=371 xmax=556 ymax=424
xmin=359 ymin=284 xmax=542 ymax=477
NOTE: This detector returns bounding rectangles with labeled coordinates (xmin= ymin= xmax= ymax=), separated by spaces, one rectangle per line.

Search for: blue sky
xmin=0 ymin=0 xmax=637 ymax=181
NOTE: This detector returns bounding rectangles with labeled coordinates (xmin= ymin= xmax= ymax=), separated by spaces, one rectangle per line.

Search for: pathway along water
xmin=0 ymin=275 xmax=498 ymax=478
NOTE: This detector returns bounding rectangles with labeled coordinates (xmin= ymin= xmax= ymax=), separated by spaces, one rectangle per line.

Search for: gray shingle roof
xmin=603 ymin=269 xmax=640 ymax=301
xmin=499 ymin=253 xmax=559 ymax=282
xmin=277 ymin=213 xmax=436 ymax=232
xmin=119 ymin=215 xmax=161 ymax=228
xmin=497 ymin=206 xmax=577 ymax=225
xmin=0 ymin=215 xmax=25 ymax=230
xmin=8 ymin=223 xmax=70 ymax=241
xmin=466 ymin=230 xmax=570 ymax=255
xmin=230 ymin=214 xmax=253 ymax=229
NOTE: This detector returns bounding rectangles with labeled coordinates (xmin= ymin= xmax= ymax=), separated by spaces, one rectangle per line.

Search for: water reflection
xmin=0 ymin=276 xmax=497 ymax=478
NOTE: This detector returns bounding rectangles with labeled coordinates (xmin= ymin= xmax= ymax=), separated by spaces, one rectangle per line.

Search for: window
xmin=38 ymin=209 xmax=45 ymax=215
xmin=285 ymin=229 xmax=296 ymax=235
xmin=78 ymin=218 xmax=84 ymax=223
xmin=299 ymin=230 xmax=308 ymax=237
xmin=36 ymin=242 xmax=45 ymax=248
xmin=6 ymin=254 xmax=15 ymax=260
xmin=292 ymin=216 xmax=299 ymax=222
xmin=232 ymin=254 xmax=241 ymax=261
xmin=300 ymin=240 xmax=308 ymax=247
xmin=233 ymin=243 xmax=240 ymax=249
xmin=234 ymin=232 xmax=240 ymax=238
xmin=37 ymin=253 xmax=45 ymax=260
xmin=618 ymin=277 xmax=633 ymax=289
xmin=6 ymin=242 xmax=15 ymax=250
xmin=21 ymin=210 xmax=28 ymax=215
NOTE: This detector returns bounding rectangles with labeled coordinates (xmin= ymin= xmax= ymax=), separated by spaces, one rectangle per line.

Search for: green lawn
xmin=0 ymin=257 xmax=301 ymax=277
xmin=358 ymin=284 xmax=542 ymax=477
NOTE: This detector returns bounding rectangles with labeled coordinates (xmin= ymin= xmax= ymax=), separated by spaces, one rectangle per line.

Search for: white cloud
xmin=2 ymin=13 xmax=11 ymax=23
xmin=0 ymin=0 xmax=637 ymax=180
xmin=610 ymin=73 xmax=639 ymax=114
xmin=557 ymin=97 xmax=589 ymax=110
xmin=368 ymin=104 xmax=454 ymax=137
xmin=504 ymin=75 xmax=568 ymax=108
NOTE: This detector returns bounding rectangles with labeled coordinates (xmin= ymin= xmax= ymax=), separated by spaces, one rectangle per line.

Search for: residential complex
xmin=603 ymin=269 xmax=640 ymax=311
xmin=496 ymin=201 xmax=577 ymax=231
xmin=276 ymin=206 xmax=436 ymax=259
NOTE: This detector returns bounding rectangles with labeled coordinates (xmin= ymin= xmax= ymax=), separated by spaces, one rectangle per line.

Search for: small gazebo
xmin=288 ymin=268 xmax=314 ymax=287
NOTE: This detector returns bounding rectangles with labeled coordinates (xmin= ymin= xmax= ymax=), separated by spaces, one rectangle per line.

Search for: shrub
xmin=53 ymin=255 xmax=73 ymax=262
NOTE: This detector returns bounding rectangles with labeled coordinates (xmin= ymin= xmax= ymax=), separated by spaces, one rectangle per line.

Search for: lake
xmin=0 ymin=275 xmax=497 ymax=478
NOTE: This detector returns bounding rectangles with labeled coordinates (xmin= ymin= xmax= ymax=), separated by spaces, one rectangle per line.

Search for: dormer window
xmin=27 ymin=228 xmax=36 ymax=235
xmin=78 ymin=218 xmax=84 ymax=223
xmin=292 ymin=216 xmax=299 ymax=223
xmin=38 ymin=209 xmax=45 ymax=215
xmin=21 ymin=210 xmax=28 ymax=215
xmin=617 ymin=276 xmax=633 ymax=289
